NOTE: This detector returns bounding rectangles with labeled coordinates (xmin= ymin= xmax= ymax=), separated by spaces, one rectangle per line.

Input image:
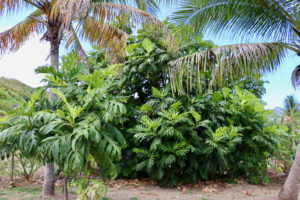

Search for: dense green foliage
xmin=119 ymin=86 xmax=277 ymax=186
xmin=0 ymin=88 xmax=41 ymax=161
xmin=0 ymin=22 xmax=292 ymax=191
xmin=0 ymin=53 xmax=127 ymax=184
xmin=1 ymin=1 xmax=299 ymax=199
xmin=114 ymin=24 xmax=280 ymax=186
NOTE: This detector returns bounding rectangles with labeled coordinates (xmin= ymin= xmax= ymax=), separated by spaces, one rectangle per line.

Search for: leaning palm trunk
xmin=42 ymin=26 xmax=60 ymax=199
xmin=278 ymin=140 xmax=300 ymax=200
xmin=278 ymin=53 xmax=300 ymax=200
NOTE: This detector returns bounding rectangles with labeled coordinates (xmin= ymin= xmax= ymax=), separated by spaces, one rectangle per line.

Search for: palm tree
xmin=274 ymin=95 xmax=300 ymax=172
xmin=276 ymin=95 xmax=300 ymax=200
xmin=170 ymin=0 xmax=299 ymax=199
xmin=275 ymin=95 xmax=300 ymax=126
xmin=0 ymin=0 xmax=174 ymax=198
xmin=168 ymin=0 xmax=298 ymax=92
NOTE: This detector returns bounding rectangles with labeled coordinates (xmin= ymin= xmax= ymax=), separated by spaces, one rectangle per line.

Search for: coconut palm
xmin=0 ymin=0 xmax=174 ymax=68
xmin=170 ymin=0 xmax=299 ymax=199
xmin=169 ymin=0 xmax=298 ymax=93
xmin=275 ymin=95 xmax=300 ymax=126
xmin=0 ymin=0 xmax=174 ymax=198
xmin=274 ymin=95 xmax=300 ymax=173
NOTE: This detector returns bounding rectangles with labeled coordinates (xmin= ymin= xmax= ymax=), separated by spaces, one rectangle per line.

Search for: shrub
xmin=127 ymin=87 xmax=276 ymax=186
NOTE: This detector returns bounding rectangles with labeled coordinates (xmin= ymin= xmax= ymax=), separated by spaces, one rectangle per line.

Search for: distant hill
xmin=0 ymin=77 xmax=33 ymax=113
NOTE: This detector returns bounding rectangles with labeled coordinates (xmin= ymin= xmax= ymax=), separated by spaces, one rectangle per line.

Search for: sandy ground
xmin=0 ymin=176 xmax=287 ymax=200
xmin=105 ymin=183 xmax=282 ymax=200
xmin=0 ymin=168 xmax=293 ymax=200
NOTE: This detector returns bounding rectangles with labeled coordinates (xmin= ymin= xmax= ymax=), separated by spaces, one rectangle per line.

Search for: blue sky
xmin=158 ymin=6 xmax=300 ymax=109
xmin=0 ymin=4 xmax=299 ymax=109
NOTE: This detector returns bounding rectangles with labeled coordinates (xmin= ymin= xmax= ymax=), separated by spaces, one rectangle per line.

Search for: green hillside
xmin=0 ymin=77 xmax=33 ymax=113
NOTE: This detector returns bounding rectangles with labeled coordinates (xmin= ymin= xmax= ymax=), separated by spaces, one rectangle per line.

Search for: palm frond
xmin=0 ymin=0 xmax=49 ymax=15
xmin=79 ymin=16 xmax=127 ymax=48
xmin=116 ymin=0 xmax=159 ymax=15
xmin=0 ymin=0 xmax=29 ymax=15
xmin=51 ymin=0 xmax=166 ymax=28
xmin=118 ymin=0 xmax=175 ymax=15
xmin=173 ymin=0 xmax=299 ymax=42
xmin=51 ymin=0 xmax=90 ymax=28
xmin=64 ymin=25 xmax=88 ymax=61
xmin=90 ymin=2 xmax=178 ymax=52
xmin=134 ymin=0 xmax=159 ymax=14
xmin=50 ymin=0 xmax=178 ymax=53
xmin=168 ymin=42 xmax=287 ymax=94
xmin=292 ymin=64 xmax=300 ymax=87
xmin=79 ymin=16 xmax=128 ymax=62
xmin=283 ymin=95 xmax=299 ymax=112
xmin=0 ymin=9 xmax=45 ymax=55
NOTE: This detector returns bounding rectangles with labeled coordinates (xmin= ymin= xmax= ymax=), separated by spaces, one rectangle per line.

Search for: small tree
xmin=0 ymin=89 xmax=43 ymax=185
xmin=0 ymin=1 xmax=174 ymax=196
xmin=35 ymin=53 xmax=127 ymax=199
xmin=0 ymin=89 xmax=27 ymax=184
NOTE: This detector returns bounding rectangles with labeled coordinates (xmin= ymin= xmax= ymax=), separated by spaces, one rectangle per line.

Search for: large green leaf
xmin=142 ymin=38 xmax=154 ymax=53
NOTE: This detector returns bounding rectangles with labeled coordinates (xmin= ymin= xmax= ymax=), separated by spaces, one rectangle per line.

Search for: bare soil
xmin=0 ymin=171 xmax=291 ymax=200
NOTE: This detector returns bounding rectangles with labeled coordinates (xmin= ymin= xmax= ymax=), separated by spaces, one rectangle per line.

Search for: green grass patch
xmin=9 ymin=187 xmax=42 ymax=195
xmin=0 ymin=187 xmax=43 ymax=200
xmin=186 ymin=190 xmax=193 ymax=194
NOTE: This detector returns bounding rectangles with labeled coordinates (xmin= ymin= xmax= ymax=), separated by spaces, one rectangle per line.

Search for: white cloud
xmin=0 ymin=26 xmax=50 ymax=88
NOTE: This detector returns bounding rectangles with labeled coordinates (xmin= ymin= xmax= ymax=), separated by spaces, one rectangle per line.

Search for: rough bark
xmin=49 ymin=26 xmax=60 ymax=70
xmin=42 ymin=25 xmax=61 ymax=199
xmin=42 ymin=162 xmax=55 ymax=199
xmin=278 ymin=140 xmax=300 ymax=200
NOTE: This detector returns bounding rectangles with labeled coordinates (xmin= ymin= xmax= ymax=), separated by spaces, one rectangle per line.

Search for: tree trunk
xmin=43 ymin=162 xmax=55 ymax=199
xmin=278 ymin=140 xmax=300 ymax=200
xmin=63 ymin=176 xmax=68 ymax=200
xmin=49 ymin=29 xmax=60 ymax=70
xmin=42 ymin=26 xmax=60 ymax=199
xmin=11 ymin=153 xmax=14 ymax=182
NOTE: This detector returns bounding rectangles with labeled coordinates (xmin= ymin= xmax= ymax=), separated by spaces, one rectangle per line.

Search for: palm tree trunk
xmin=42 ymin=27 xmax=60 ymax=199
xmin=278 ymin=140 xmax=300 ymax=200
xmin=49 ymin=29 xmax=60 ymax=70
